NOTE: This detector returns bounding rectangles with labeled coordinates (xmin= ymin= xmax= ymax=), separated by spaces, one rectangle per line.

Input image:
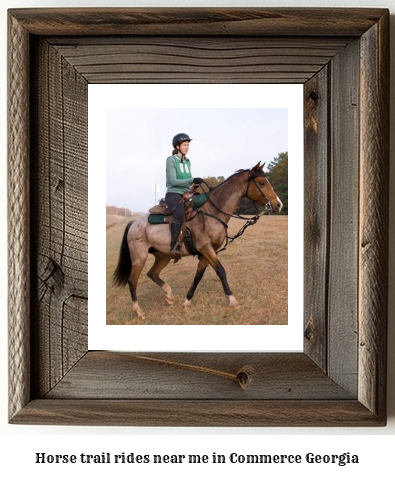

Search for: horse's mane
xmin=208 ymin=169 xmax=249 ymax=193
xmin=208 ymin=166 xmax=266 ymax=194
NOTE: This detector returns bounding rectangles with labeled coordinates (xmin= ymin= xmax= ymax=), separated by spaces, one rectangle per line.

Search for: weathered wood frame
xmin=8 ymin=8 xmax=389 ymax=426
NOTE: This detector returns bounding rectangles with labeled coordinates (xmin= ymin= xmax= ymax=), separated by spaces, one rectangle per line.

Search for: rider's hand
xmin=193 ymin=177 xmax=204 ymax=184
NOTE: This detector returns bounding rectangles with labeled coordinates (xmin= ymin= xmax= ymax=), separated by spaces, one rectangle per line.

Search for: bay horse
xmin=113 ymin=162 xmax=283 ymax=319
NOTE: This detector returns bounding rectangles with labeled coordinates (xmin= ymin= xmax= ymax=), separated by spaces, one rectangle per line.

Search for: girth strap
xmin=195 ymin=208 xmax=228 ymax=232
xmin=184 ymin=228 xmax=201 ymax=258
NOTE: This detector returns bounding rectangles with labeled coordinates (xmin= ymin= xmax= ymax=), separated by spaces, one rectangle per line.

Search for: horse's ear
xmin=252 ymin=161 xmax=266 ymax=171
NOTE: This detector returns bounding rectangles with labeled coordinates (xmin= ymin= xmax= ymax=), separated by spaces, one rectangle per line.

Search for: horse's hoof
xmin=230 ymin=303 xmax=241 ymax=309
xmin=162 ymin=284 xmax=174 ymax=305
xmin=133 ymin=302 xmax=146 ymax=319
xmin=227 ymin=295 xmax=240 ymax=309
xmin=183 ymin=299 xmax=192 ymax=308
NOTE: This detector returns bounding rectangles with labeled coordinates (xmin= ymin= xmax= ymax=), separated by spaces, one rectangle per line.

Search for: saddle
xmin=148 ymin=188 xmax=203 ymax=225
xmin=147 ymin=188 xmax=210 ymax=258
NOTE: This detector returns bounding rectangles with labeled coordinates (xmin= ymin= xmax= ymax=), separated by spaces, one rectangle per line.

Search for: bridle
xmin=204 ymin=170 xmax=273 ymax=219
xmin=194 ymin=169 xmax=273 ymax=253
xmin=246 ymin=172 xmax=274 ymax=213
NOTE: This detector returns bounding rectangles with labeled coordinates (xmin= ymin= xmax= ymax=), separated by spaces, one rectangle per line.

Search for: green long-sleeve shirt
xmin=166 ymin=155 xmax=193 ymax=194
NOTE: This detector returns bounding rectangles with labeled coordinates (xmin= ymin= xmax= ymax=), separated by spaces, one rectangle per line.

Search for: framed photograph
xmin=8 ymin=8 xmax=389 ymax=426
xmin=90 ymin=83 xmax=303 ymax=351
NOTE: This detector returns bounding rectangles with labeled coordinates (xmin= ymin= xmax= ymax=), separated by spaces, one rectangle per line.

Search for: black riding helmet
xmin=171 ymin=133 xmax=202 ymax=184
xmin=172 ymin=133 xmax=192 ymax=148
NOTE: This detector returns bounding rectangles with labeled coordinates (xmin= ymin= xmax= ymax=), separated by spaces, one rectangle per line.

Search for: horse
xmin=112 ymin=162 xmax=283 ymax=319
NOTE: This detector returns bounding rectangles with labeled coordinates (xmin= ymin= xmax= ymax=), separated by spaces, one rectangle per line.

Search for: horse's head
xmin=246 ymin=162 xmax=283 ymax=213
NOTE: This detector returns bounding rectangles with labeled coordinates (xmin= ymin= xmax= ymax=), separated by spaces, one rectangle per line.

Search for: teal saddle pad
xmin=148 ymin=214 xmax=168 ymax=224
xmin=193 ymin=192 xmax=209 ymax=208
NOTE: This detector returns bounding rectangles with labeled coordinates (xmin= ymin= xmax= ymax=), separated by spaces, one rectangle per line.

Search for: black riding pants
xmin=165 ymin=193 xmax=184 ymax=223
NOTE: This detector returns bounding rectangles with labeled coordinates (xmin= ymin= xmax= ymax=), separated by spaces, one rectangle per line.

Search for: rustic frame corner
xmin=8 ymin=7 xmax=389 ymax=426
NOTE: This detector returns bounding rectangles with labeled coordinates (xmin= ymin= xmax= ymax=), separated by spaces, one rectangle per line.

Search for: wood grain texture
xmin=8 ymin=7 xmax=387 ymax=37
xmin=49 ymin=37 xmax=350 ymax=84
xmin=45 ymin=352 xmax=354 ymax=400
xmin=11 ymin=399 xmax=384 ymax=427
xmin=7 ymin=8 xmax=389 ymax=426
xmin=358 ymin=12 xmax=389 ymax=421
xmin=30 ymin=39 xmax=88 ymax=398
xmin=327 ymin=39 xmax=360 ymax=396
xmin=303 ymin=67 xmax=330 ymax=370
xmin=8 ymin=13 xmax=31 ymax=421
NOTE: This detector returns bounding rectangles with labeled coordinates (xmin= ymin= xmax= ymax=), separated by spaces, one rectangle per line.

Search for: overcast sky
xmin=106 ymin=107 xmax=289 ymax=213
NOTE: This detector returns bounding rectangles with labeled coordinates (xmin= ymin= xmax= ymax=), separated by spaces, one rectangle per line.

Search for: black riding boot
xmin=170 ymin=221 xmax=183 ymax=261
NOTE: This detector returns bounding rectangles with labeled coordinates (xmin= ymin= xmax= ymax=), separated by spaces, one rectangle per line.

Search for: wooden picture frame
xmin=8 ymin=8 xmax=389 ymax=426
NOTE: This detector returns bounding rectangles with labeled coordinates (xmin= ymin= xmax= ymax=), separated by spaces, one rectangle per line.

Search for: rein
xmin=196 ymin=173 xmax=271 ymax=254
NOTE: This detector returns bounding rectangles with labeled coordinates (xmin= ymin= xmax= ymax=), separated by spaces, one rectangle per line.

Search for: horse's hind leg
xmin=128 ymin=249 xmax=148 ymax=319
xmin=183 ymin=256 xmax=209 ymax=307
xmin=147 ymin=252 xmax=174 ymax=305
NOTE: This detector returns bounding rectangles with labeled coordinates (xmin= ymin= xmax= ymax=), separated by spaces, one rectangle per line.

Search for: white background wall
xmin=1 ymin=0 xmax=394 ymax=476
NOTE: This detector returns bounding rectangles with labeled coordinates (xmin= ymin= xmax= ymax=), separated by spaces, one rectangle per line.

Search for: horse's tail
xmin=112 ymin=220 xmax=135 ymax=287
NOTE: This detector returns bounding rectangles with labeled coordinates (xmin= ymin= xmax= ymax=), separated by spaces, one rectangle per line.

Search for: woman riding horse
xmin=113 ymin=159 xmax=283 ymax=319
xmin=165 ymin=133 xmax=203 ymax=260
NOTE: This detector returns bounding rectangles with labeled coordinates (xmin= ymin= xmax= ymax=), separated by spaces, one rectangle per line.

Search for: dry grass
xmin=106 ymin=214 xmax=288 ymax=325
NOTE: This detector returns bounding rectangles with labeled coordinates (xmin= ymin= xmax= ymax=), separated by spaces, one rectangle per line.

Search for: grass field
xmin=106 ymin=214 xmax=288 ymax=325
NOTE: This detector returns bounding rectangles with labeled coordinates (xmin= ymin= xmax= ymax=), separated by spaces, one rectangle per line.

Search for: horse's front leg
xmin=199 ymin=243 xmax=240 ymax=308
xmin=183 ymin=256 xmax=209 ymax=307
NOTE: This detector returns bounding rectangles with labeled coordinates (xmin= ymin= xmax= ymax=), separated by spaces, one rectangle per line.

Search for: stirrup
xmin=170 ymin=246 xmax=182 ymax=262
